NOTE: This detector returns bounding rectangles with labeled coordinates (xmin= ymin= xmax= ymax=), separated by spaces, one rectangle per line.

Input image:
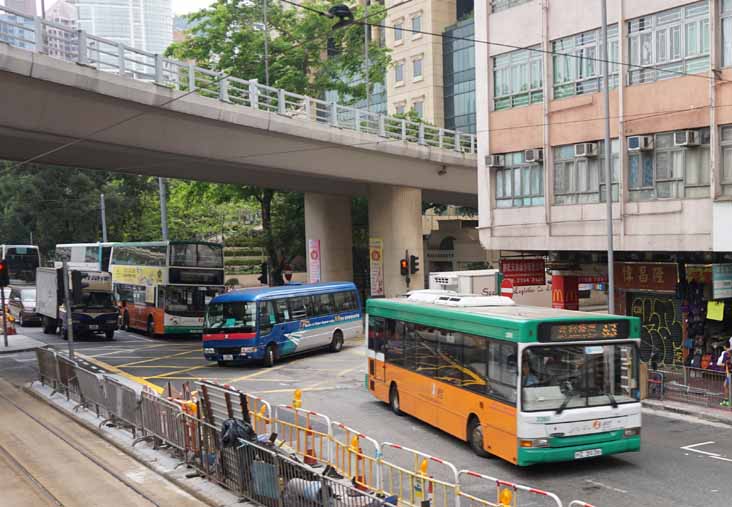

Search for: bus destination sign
xmin=538 ymin=320 xmax=630 ymax=342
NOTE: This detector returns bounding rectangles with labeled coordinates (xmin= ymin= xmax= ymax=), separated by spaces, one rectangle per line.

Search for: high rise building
xmin=46 ymin=0 xmax=78 ymax=59
xmin=70 ymin=0 xmax=172 ymax=55
xmin=1 ymin=0 xmax=36 ymax=49
xmin=6 ymin=0 xmax=36 ymax=16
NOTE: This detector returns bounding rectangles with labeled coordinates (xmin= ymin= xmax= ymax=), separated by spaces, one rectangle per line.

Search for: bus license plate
xmin=223 ymin=354 xmax=234 ymax=361
xmin=575 ymin=449 xmax=602 ymax=460
xmin=88 ymin=325 xmax=99 ymax=330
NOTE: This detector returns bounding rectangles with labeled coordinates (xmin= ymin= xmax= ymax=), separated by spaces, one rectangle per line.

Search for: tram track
xmin=0 ymin=387 xmax=163 ymax=507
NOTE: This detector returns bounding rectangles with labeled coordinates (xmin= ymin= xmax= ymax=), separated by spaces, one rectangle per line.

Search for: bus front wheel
xmin=468 ymin=417 xmax=490 ymax=458
xmin=263 ymin=344 xmax=276 ymax=368
xmin=389 ymin=384 xmax=403 ymax=416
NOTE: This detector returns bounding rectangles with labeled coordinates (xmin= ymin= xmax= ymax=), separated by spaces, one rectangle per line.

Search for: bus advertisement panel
xmin=203 ymin=282 xmax=362 ymax=367
xmin=1 ymin=245 xmax=41 ymax=285
xmin=366 ymin=293 xmax=641 ymax=467
xmin=110 ymin=241 xmax=225 ymax=336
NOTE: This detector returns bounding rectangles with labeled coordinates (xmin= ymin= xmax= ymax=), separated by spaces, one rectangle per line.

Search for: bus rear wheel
xmin=389 ymin=384 xmax=403 ymax=416
xmin=263 ymin=344 xmax=276 ymax=368
xmin=329 ymin=330 xmax=344 ymax=352
xmin=468 ymin=417 xmax=490 ymax=458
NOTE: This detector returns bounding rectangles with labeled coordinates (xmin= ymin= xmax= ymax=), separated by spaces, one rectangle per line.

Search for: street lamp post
xmin=600 ymin=0 xmax=615 ymax=314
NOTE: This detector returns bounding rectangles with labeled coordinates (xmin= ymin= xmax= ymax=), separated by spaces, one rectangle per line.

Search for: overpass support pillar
xmin=368 ymin=184 xmax=424 ymax=297
xmin=304 ymin=192 xmax=353 ymax=282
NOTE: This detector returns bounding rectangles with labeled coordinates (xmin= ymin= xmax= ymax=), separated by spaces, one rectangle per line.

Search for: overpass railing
xmin=0 ymin=5 xmax=476 ymax=155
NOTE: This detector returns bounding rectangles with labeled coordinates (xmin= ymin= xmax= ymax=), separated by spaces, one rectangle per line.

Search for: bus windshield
xmin=74 ymin=292 xmax=116 ymax=310
xmin=6 ymin=247 xmax=39 ymax=283
xmin=205 ymin=302 xmax=257 ymax=334
xmin=522 ymin=344 xmax=639 ymax=413
xmin=170 ymin=243 xmax=223 ymax=268
xmin=162 ymin=286 xmax=220 ymax=317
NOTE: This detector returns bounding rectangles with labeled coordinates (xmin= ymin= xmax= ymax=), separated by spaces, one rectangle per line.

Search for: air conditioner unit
xmin=524 ymin=148 xmax=544 ymax=163
xmin=574 ymin=142 xmax=599 ymax=158
xmin=627 ymin=135 xmax=654 ymax=152
xmin=486 ymin=154 xmax=505 ymax=168
xmin=674 ymin=129 xmax=700 ymax=147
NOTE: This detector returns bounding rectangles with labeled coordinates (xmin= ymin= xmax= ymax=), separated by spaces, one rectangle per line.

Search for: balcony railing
xmin=0 ymin=5 xmax=476 ymax=154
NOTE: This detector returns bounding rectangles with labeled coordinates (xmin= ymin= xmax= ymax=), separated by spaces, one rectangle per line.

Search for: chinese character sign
xmin=307 ymin=239 xmax=321 ymax=284
xmin=369 ymin=238 xmax=384 ymax=297
xmin=500 ymin=258 xmax=546 ymax=287
xmin=713 ymin=264 xmax=732 ymax=299
xmin=614 ymin=262 xmax=678 ymax=292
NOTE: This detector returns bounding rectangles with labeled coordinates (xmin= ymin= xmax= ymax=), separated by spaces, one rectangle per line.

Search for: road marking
xmin=116 ymin=349 xmax=200 ymax=367
xmin=680 ymin=441 xmax=732 ymax=462
xmin=229 ymin=363 xmax=288 ymax=381
xmin=584 ymin=479 xmax=628 ymax=494
xmin=337 ymin=365 xmax=361 ymax=377
xmin=251 ymin=386 xmax=342 ymax=394
xmin=143 ymin=365 xmax=211 ymax=380
xmin=75 ymin=353 xmax=164 ymax=394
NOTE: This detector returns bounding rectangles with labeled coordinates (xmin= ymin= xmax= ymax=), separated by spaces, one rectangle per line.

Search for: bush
xmin=224 ymin=247 xmax=264 ymax=257
xmin=225 ymin=278 xmax=239 ymax=286
xmin=225 ymin=258 xmax=262 ymax=267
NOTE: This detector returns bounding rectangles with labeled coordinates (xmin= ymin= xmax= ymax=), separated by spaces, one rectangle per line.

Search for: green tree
xmin=167 ymin=0 xmax=390 ymax=284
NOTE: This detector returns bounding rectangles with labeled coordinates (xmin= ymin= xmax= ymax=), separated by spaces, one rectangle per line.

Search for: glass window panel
xmin=496 ymin=171 xmax=504 ymax=198
xmin=532 ymin=166 xmax=542 ymax=196
xmin=686 ymin=22 xmax=699 ymax=56
xmin=723 ymin=147 xmax=732 ymax=182
xmin=462 ymin=334 xmax=488 ymax=394
xmin=672 ymin=150 xmax=685 ymax=179
xmin=701 ymin=19 xmax=710 ymax=54
xmin=643 ymin=154 xmax=654 ymax=187
xmin=699 ymin=148 xmax=710 ymax=185
xmin=670 ymin=26 xmax=682 ymax=59
xmin=505 ymin=168 xmax=513 ymax=196
xmin=577 ymin=159 xmax=588 ymax=191
xmin=641 ymin=33 xmax=653 ymax=64
xmin=514 ymin=168 xmax=522 ymax=197
xmin=522 ymin=167 xmax=531 ymax=196
xmin=589 ymin=158 xmax=599 ymax=190
xmin=629 ymin=154 xmax=640 ymax=188
xmin=656 ymin=151 xmax=671 ymax=179
xmin=657 ymin=29 xmax=668 ymax=62
xmin=686 ymin=150 xmax=700 ymax=185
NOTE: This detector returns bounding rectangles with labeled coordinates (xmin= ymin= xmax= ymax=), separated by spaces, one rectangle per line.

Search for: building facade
xmin=70 ymin=0 xmax=172 ymax=54
xmin=46 ymin=1 xmax=79 ymax=60
xmin=0 ymin=0 xmax=36 ymax=50
xmin=476 ymin=0 xmax=732 ymax=367
xmin=443 ymin=16 xmax=476 ymax=133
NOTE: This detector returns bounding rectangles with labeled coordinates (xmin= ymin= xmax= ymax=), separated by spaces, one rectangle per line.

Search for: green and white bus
xmin=367 ymin=292 xmax=642 ymax=466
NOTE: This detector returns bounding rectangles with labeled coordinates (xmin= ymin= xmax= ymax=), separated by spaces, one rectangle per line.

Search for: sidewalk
xmin=0 ymin=378 xmax=209 ymax=507
xmin=643 ymin=398 xmax=732 ymax=426
xmin=0 ymin=334 xmax=45 ymax=354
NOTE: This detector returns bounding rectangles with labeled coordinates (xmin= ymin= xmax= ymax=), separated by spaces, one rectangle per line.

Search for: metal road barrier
xmin=197 ymin=380 xmax=273 ymax=435
xmin=102 ymin=376 xmax=141 ymax=436
xmin=651 ymin=367 xmax=732 ymax=409
xmin=275 ymin=405 xmax=334 ymax=468
xmin=135 ymin=391 xmax=187 ymax=455
xmin=0 ymin=4 xmax=476 ymax=155
xmin=379 ymin=442 xmax=459 ymax=507
xmin=331 ymin=420 xmax=382 ymax=492
xmin=74 ymin=366 xmax=107 ymax=417
xmin=56 ymin=354 xmax=80 ymax=401
xmin=457 ymin=470 xmax=563 ymax=507
xmin=35 ymin=348 xmax=60 ymax=392
xmin=647 ymin=371 xmax=664 ymax=400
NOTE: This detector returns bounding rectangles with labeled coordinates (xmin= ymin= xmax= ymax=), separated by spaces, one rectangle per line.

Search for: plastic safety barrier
xmin=380 ymin=442 xmax=459 ymax=507
xmin=275 ymin=405 xmax=333 ymax=467
xmin=331 ymin=420 xmax=382 ymax=491
xmin=197 ymin=380 xmax=272 ymax=434
xmin=458 ymin=470 xmax=563 ymax=507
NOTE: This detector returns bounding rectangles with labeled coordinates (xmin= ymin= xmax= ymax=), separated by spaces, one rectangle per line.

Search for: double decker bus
xmin=367 ymin=293 xmax=641 ymax=466
xmin=110 ymin=241 xmax=225 ymax=336
xmin=54 ymin=243 xmax=115 ymax=271
xmin=1 ymin=244 xmax=41 ymax=285
xmin=204 ymin=282 xmax=362 ymax=366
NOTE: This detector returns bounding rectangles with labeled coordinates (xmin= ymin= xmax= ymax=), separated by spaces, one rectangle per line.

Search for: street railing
xmin=649 ymin=367 xmax=732 ymax=410
xmin=34 ymin=348 xmax=600 ymax=507
xmin=0 ymin=4 xmax=476 ymax=155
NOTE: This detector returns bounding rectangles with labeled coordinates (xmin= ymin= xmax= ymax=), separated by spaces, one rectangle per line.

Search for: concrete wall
xmin=304 ymin=193 xmax=354 ymax=282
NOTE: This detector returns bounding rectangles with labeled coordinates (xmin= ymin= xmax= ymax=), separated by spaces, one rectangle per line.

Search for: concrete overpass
xmin=0 ymin=6 xmax=478 ymax=294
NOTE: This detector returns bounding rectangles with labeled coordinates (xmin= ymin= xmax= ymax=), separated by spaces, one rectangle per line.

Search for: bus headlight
xmin=241 ymin=347 xmax=257 ymax=354
xmin=520 ymin=438 xmax=549 ymax=448
xmin=624 ymin=427 xmax=641 ymax=437
xmin=204 ymin=348 xmax=215 ymax=354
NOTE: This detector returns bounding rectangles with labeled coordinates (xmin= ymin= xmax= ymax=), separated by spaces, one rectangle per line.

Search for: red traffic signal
xmin=400 ymin=258 xmax=409 ymax=277
xmin=0 ymin=259 xmax=8 ymax=287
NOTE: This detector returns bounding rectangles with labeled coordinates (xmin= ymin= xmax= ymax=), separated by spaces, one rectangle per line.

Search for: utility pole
xmin=600 ymin=0 xmax=615 ymax=314
xmin=364 ymin=0 xmax=370 ymax=112
xmin=62 ymin=262 xmax=75 ymax=359
xmin=158 ymin=177 xmax=168 ymax=241
xmin=41 ymin=0 xmax=46 ymax=19
xmin=1 ymin=286 xmax=7 ymax=347
xmin=263 ymin=0 xmax=270 ymax=86
xmin=100 ymin=193 xmax=108 ymax=242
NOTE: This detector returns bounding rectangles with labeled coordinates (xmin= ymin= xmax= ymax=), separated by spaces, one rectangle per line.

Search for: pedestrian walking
xmin=719 ymin=338 xmax=732 ymax=407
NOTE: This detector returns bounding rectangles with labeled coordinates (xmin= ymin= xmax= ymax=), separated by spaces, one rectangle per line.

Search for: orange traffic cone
xmin=304 ymin=424 xmax=318 ymax=465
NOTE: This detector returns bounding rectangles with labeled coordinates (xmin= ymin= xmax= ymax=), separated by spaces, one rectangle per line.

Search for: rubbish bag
xmin=220 ymin=418 xmax=257 ymax=448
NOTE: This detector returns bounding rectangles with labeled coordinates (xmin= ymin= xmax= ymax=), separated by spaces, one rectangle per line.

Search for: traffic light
xmin=409 ymin=255 xmax=420 ymax=275
xmin=257 ymin=263 xmax=268 ymax=285
xmin=0 ymin=259 xmax=8 ymax=287
xmin=400 ymin=258 xmax=409 ymax=276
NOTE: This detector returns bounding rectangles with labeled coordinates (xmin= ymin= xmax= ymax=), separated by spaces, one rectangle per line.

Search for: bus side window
xmin=258 ymin=302 xmax=274 ymax=335
xmin=273 ymin=298 xmax=289 ymax=322
xmin=368 ymin=316 xmax=385 ymax=352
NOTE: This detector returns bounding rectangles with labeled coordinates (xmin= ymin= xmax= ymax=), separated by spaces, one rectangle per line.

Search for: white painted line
xmin=584 ymin=479 xmax=628 ymax=494
xmin=680 ymin=441 xmax=732 ymax=462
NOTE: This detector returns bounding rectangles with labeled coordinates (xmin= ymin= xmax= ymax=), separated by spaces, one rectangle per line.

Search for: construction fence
xmin=34 ymin=348 xmax=595 ymax=507
xmin=647 ymin=367 xmax=732 ymax=410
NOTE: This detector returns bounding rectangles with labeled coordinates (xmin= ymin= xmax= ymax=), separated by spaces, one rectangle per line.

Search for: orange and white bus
xmin=367 ymin=292 xmax=642 ymax=466
xmin=110 ymin=241 xmax=225 ymax=336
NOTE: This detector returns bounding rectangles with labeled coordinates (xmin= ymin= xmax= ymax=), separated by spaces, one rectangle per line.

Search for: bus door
xmin=258 ymin=301 xmax=277 ymax=350
xmin=368 ymin=316 xmax=386 ymax=382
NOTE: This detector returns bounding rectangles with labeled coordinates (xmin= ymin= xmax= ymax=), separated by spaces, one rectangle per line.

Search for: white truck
xmin=429 ymin=269 xmax=552 ymax=306
xmin=37 ymin=268 xmax=118 ymax=340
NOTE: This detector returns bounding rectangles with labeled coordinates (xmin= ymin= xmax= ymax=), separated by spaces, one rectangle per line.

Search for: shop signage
xmin=712 ymin=264 xmax=732 ymax=299
xmin=686 ymin=264 xmax=712 ymax=285
xmin=500 ymin=258 xmax=545 ymax=286
xmin=307 ymin=239 xmax=320 ymax=284
xmin=614 ymin=262 xmax=678 ymax=292
xmin=369 ymin=238 xmax=384 ymax=297
xmin=552 ymin=275 xmax=579 ymax=311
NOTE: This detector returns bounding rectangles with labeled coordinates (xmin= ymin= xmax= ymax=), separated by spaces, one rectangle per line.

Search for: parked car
xmin=8 ymin=286 xmax=40 ymax=327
